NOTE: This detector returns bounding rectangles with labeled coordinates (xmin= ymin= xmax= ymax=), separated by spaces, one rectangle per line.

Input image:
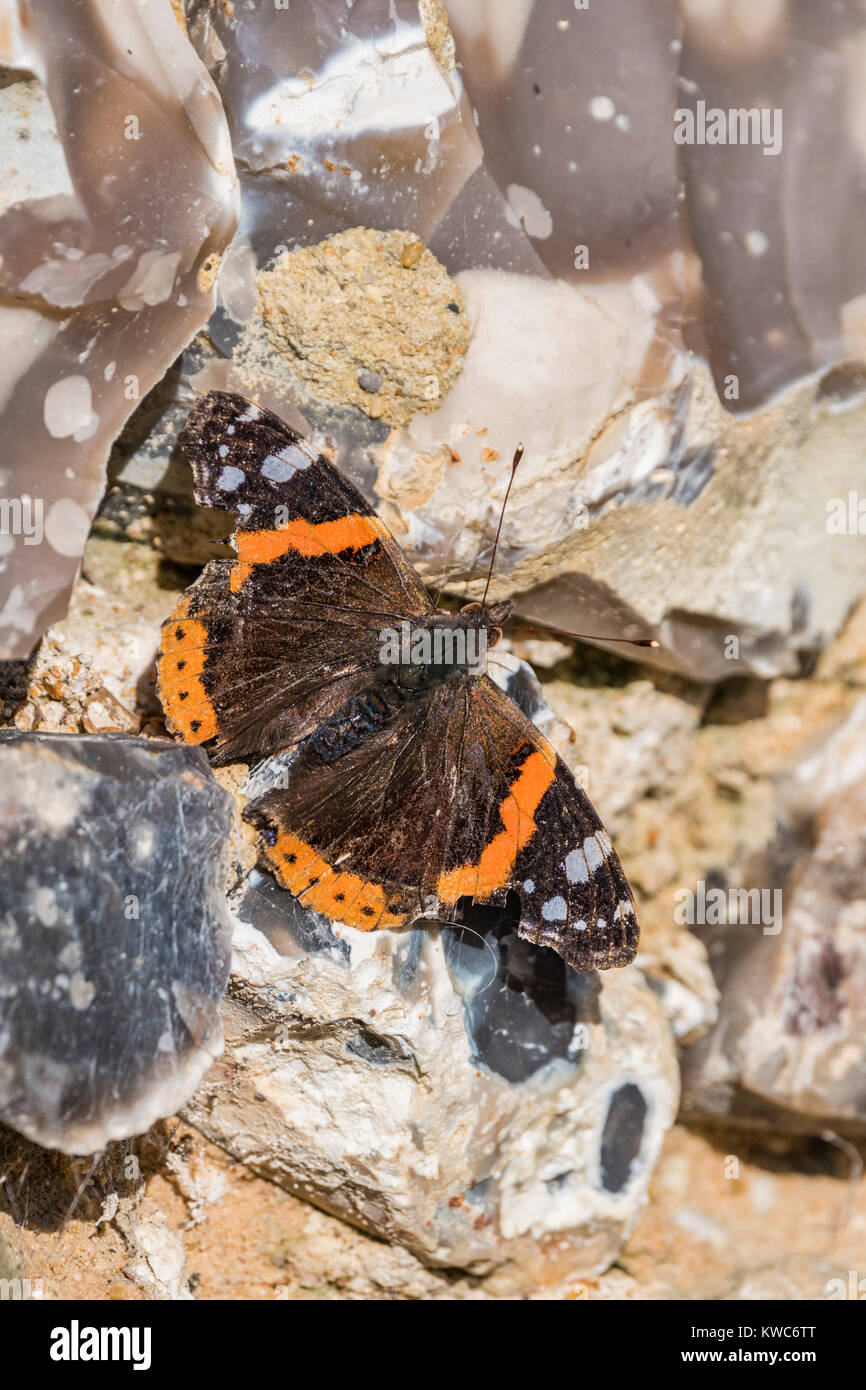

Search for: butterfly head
xmin=458 ymin=598 xmax=512 ymax=649
xmin=379 ymin=602 xmax=513 ymax=697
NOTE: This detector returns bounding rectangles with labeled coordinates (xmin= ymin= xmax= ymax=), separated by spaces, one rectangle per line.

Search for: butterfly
xmin=156 ymin=391 xmax=639 ymax=972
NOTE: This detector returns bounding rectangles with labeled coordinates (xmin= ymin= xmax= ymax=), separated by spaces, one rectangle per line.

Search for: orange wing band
xmin=264 ymin=831 xmax=408 ymax=931
xmin=437 ymin=748 xmax=556 ymax=903
xmin=157 ymin=597 xmax=219 ymax=744
xmin=230 ymin=514 xmax=385 ymax=592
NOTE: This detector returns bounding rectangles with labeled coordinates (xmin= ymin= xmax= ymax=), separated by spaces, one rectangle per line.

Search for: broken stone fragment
xmin=0 ymin=732 xmax=234 ymax=1154
xmin=0 ymin=1 xmax=239 ymax=659
xmin=681 ymin=695 xmax=866 ymax=1132
xmin=188 ymin=888 xmax=677 ymax=1295
xmin=82 ymin=686 xmax=139 ymax=735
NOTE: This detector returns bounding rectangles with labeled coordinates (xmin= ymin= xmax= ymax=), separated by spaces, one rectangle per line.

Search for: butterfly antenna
xmin=511 ymin=621 xmax=659 ymax=650
xmin=480 ymin=443 xmax=524 ymax=612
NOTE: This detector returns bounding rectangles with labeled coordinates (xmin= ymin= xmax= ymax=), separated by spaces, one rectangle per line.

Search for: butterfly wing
xmin=245 ymin=672 xmax=639 ymax=971
xmin=157 ymin=391 xmax=433 ymax=764
xmin=449 ymin=676 xmax=639 ymax=971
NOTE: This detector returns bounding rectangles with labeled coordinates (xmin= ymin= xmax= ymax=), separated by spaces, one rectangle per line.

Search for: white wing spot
xmin=523 ymin=879 xmax=535 ymax=893
xmin=597 ymin=919 xmax=606 ymax=931
xmin=217 ymin=465 xmax=245 ymax=491
xmin=584 ymin=835 xmax=604 ymax=871
xmin=238 ymin=404 xmax=261 ymax=422
xmin=565 ymin=848 xmax=588 ymax=883
xmin=218 ymin=444 xmax=229 ymax=458
xmin=597 ymin=830 xmax=613 ymax=856
xmin=261 ymin=446 xmax=309 ymax=482
xmin=227 ymin=424 xmax=235 ymax=434
xmin=575 ymin=919 xmax=588 ymax=932
xmin=542 ymin=895 xmax=567 ymax=922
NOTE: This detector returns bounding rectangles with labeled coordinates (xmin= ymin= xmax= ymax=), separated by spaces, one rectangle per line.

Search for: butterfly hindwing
xmin=427 ymin=675 xmax=638 ymax=971
xmin=244 ymin=675 xmax=638 ymax=971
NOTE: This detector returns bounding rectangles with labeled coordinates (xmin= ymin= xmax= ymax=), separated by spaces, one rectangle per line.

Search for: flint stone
xmin=681 ymin=696 xmax=866 ymax=1132
xmin=0 ymin=3 xmax=238 ymax=659
xmin=0 ymin=732 xmax=234 ymax=1154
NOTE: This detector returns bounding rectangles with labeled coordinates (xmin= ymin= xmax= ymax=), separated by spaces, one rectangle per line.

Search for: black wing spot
xmin=190 ymin=719 xmax=201 ymax=732
xmin=283 ymin=852 xmax=296 ymax=864
xmin=362 ymin=905 xmax=375 ymax=917
xmin=179 ymin=691 xmax=188 ymax=701
xmin=175 ymin=627 xmax=186 ymax=640
xmin=177 ymin=659 xmax=186 ymax=671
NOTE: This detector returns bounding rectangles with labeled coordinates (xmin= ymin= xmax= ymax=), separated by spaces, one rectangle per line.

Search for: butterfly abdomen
xmin=305 ymin=689 xmax=396 ymax=765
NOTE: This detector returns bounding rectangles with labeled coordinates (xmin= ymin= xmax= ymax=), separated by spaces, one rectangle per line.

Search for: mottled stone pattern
xmin=0 ymin=0 xmax=238 ymax=660
xmin=253 ymin=229 xmax=468 ymax=426
xmin=0 ymin=732 xmax=234 ymax=1154
xmin=681 ymin=696 xmax=866 ymax=1131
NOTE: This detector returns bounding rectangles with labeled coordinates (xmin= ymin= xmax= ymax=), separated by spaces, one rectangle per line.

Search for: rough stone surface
xmin=188 ymin=904 xmax=678 ymax=1295
xmin=682 ymin=695 xmax=866 ymax=1132
xmin=161 ymin=0 xmax=866 ymax=684
xmin=0 ymin=732 xmax=234 ymax=1154
xmin=253 ymin=229 xmax=468 ymax=426
xmin=4 ymin=1113 xmax=863 ymax=1302
xmin=0 ymin=1 xmax=238 ymax=659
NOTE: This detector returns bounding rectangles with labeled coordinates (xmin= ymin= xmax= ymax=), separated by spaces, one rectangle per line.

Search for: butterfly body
xmin=157 ymin=391 xmax=639 ymax=972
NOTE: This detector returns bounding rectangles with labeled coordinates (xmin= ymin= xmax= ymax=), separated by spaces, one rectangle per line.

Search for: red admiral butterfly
xmin=157 ymin=391 xmax=639 ymax=972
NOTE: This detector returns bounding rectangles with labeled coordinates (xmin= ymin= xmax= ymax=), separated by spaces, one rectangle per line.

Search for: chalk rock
xmin=0 ymin=732 xmax=234 ymax=1154
xmin=188 ymin=900 xmax=677 ymax=1295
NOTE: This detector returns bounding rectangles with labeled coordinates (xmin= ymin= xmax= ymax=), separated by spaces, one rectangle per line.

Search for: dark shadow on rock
xmin=0 ymin=1120 xmax=177 ymax=1233
xmin=443 ymin=893 xmax=602 ymax=1084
